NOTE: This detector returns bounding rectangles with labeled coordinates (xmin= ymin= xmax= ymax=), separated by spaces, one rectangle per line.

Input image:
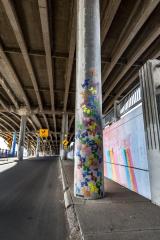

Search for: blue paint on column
xmin=11 ymin=132 xmax=16 ymax=157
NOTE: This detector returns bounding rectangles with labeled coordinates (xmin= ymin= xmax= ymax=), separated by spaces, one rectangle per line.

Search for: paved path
xmin=0 ymin=157 xmax=68 ymax=240
xmin=62 ymin=160 xmax=160 ymax=240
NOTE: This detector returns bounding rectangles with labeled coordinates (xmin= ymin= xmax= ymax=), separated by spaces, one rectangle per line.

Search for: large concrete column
xmin=74 ymin=0 xmax=104 ymax=199
xmin=17 ymin=115 xmax=27 ymax=161
xmin=36 ymin=136 xmax=40 ymax=158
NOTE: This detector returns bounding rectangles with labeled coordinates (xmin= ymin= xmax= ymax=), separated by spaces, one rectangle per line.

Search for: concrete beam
xmin=1 ymin=0 xmax=46 ymax=131
xmin=68 ymin=115 xmax=75 ymax=132
xmin=1 ymin=0 xmax=43 ymax=111
xmin=63 ymin=0 xmax=76 ymax=112
xmin=69 ymin=132 xmax=74 ymax=142
xmin=0 ymin=123 xmax=10 ymax=132
xmin=102 ymin=21 xmax=160 ymax=103
xmin=0 ymin=98 xmax=10 ymax=112
xmin=0 ymin=74 xmax=19 ymax=109
xmin=104 ymin=72 xmax=139 ymax=113
xmin=0 ymin=42 xmax=41 ymax=130
xmin=27 ymin=117 xmax=37 ymax=131
xmin=38 ymin=0 xmax=57 ymax=142
xmin=0 ymin=42 xmax=30 ymax=107
xmin=0 ymin=117 xmax=16 ymax=132
xmin=0 ymin=106 xmax=74 ymax=115
xmin=103 ymin=48 xmax=160 ymax=113
xmin=102 ymin=0 xmax=160 ymax=85
xmin=0 ymin=112 xmax=19 ymax=129
xmin=0 ymin=112 xmax=38 ymax=139
xmin=3 ymin=47 xmax=142 ymax=66
xmin=0 ymin=112 xmax=37 ymax=141
xmin=101 ymin=0 xmax=121 ymax=45
xmin=0 ymin=131 xmax=35 ymax=151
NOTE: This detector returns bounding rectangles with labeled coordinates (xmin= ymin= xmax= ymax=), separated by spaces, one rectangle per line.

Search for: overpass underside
xmin=0 ymin=0 xmax=159 ymax=155
xmin=0 ymin=1 xmax=160 ymax=238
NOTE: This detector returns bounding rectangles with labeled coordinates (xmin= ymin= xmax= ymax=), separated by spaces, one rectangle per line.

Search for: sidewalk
xmin=0 ymin=156 xmax=38 ymax=165
xmin=61 ymin=160 xmax=160 ymax=240
xmin=0 ymin=157 xmax=17 ymax=165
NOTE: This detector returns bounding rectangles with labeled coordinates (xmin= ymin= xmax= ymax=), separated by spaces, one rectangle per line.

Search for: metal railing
xmin=119 ymin=85 xmax=141 ymax=116
xmin=103 ymin=84 xmax=142 ymax=127
xmin=103 ymin=108 xmax=114 ymax=126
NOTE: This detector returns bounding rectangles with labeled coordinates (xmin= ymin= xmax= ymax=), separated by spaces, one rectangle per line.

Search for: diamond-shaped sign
xmin=39 ymin=129 xmax=49 ymax=138
xmin=63 ymin=139 xmax=69 ymax=146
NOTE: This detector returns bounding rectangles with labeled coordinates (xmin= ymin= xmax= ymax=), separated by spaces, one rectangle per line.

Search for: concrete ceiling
xmin=0 ymin=0 xmax=160 ymax=150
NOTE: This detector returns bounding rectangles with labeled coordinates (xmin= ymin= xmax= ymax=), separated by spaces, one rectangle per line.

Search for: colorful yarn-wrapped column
xmin=74 ymin=0 xmax=104 ymax=199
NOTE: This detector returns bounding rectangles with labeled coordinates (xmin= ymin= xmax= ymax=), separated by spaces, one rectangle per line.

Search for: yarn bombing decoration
xmin=75 ymin=69 xmax=103 ymax=199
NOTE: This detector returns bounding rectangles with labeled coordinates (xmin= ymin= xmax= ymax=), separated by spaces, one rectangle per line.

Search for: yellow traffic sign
xmin=63 ymin=139 xmax=69 ymax=146
xmin=39 ymin=129 xmax=49 ymax=138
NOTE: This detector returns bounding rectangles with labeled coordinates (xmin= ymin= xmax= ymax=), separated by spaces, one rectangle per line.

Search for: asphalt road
xmin=0 ymin=157 xmax=68 ymax=240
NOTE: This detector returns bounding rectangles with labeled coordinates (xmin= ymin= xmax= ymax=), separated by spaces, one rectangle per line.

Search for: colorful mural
xmin=103 ymin=105 xmax=151 ymax=199
xmin=74 ymin=69 xmax=103 ymax=199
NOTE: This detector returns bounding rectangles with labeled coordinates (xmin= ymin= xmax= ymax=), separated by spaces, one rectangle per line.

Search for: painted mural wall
xmin=103 ymin=105 xmax=151 ymax=199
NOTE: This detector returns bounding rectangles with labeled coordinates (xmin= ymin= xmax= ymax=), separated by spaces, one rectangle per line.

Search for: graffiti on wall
xmin=103 ymin=105 xmax=151 ymax=199
xmin=74 ymin=69 xmax=103 ymax=199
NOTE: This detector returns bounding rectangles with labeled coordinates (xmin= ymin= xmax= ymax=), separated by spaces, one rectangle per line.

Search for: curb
xmin=59 ymin=158 xmax=82 ymax=240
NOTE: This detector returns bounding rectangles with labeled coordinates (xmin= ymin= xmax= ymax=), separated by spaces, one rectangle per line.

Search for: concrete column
xmin=74 ymin=0 xmax=104 ymax=199
xmin=36 ymin=136 xmax=40 ymax=158
xmin=27 ymin=140 xmax=31 ymax=157
xmin=61 ymin=113 xmax=68 ymax=160
xmin=11 ymin=132 xmax=17 ymax=157
xmin=17 ymin=115 xmax=27 ymax=161
xmin=42 ymin=139 xmax=46 ymax=156
xmin=113 ymin=100 xmax=120 ymax=122
xmin=49 ymin=145 xmax=52 ymax=156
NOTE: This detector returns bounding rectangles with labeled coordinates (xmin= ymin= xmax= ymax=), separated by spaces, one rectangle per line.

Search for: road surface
xmin=0 ymin=157 xmax=68 ymax=240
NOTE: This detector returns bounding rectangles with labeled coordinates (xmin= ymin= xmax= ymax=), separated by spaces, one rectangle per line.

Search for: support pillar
xmin=27 ymin=140 xmax=31 ymax=157
xmin=17 ymin=115 xmax=27 ymax=161
xmin=36 ymin=136 xmax=40 ymax=158
xmin=49 ymin=145 xmax=52 ymax=156
xmin=42 ymin=139 xmax=46 ymax=156
xmin=74 ymin=0 xmax=104 ymax=199
xmin=11 ymin=132 xmax=16 ymax=157
xmin=61 ymin=113 xmax=68 ymax=160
